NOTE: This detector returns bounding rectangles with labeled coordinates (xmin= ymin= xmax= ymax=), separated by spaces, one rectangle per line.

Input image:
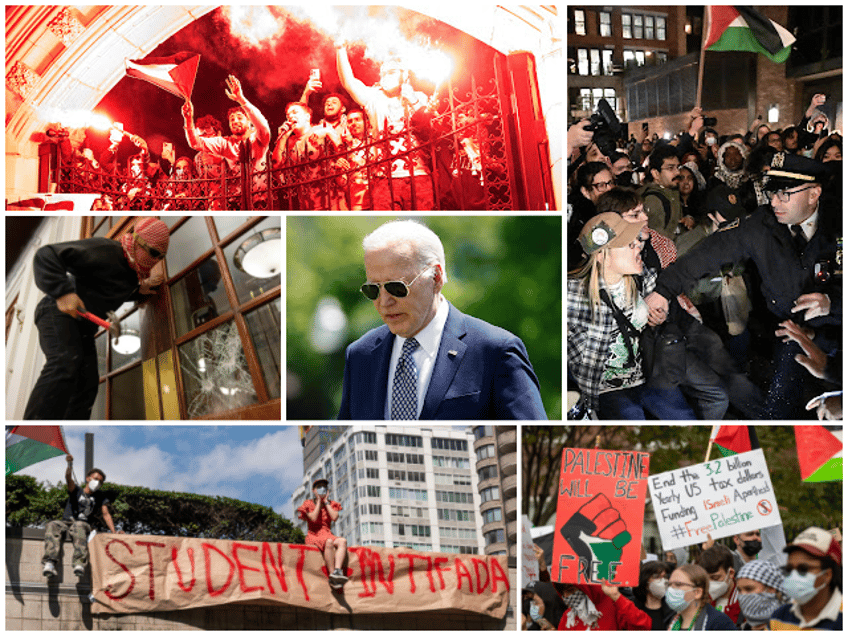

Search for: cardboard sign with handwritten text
xmin=552 ymin=448 xmax=650 ymax=587
xmin=89 ymin=534 xmax=509 ymax=617
xmin=648 ymin=449 xmax=782 ymax=551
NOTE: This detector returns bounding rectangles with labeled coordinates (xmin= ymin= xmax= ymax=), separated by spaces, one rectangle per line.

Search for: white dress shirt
xmin=384 ymin=295 xmax=449 ymax=419
xmin=795 ymin=207 xmax=819 ymax=241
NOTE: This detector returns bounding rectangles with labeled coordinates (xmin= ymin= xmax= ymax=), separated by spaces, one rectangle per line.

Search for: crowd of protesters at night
xmin=49 ymin=41 xmax=492 ymax=212
xmin=567 ymin=94 xmax=842 ymax=420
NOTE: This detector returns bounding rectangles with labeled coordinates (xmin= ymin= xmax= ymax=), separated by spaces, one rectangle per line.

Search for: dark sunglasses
xmin=780 ymin=564 xmax=821 ymax=577
xmin=361 ymin=266 xmax=432 ymax=300
xmin=135 ymin=233 xmax=165 ymax=260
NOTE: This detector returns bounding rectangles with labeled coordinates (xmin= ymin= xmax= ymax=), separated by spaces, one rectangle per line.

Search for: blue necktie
xmin=391 ymin=338 xmax=420 ymax=419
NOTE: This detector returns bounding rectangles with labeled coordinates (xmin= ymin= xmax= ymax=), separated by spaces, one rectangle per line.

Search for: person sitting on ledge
xmin=297 ymin=478 xmax=349 ymax=589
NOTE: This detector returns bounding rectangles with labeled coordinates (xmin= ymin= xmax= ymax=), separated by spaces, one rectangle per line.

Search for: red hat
xmin=784 ymin=526 xmax=841 ymax=566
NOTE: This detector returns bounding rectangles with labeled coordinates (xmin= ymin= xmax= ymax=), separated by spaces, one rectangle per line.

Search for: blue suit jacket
xmin=338 ymin=303 xmax=547 ymax=420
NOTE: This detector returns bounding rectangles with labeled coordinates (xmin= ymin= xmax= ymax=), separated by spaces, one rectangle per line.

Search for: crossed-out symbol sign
xmin=757 ymin=500 xmax=772 ymax=516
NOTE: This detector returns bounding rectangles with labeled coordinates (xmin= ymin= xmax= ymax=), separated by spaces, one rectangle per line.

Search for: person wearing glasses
xmin=337 ymin=219 xmax=546 ymax=419
xmin=22 ymin=217 xmax=169 ymax=419
xmin=645 ymin=152 xmax=841 ymax=419
xmin=665 ymin=563 xmax=737 ymax=630
xmin=770 ymin=527 xmax=842 ymax=630
xmin=567 ymin=162 xmax=614 ymax=270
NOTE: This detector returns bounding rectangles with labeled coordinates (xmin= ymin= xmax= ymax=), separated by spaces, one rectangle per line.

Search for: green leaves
xmin=5 ymin=476 xmax=305 ymax=544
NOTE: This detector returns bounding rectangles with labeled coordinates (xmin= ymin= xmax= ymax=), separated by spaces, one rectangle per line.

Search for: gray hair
xmin=362 ymin=220 xmax=447 ymax=284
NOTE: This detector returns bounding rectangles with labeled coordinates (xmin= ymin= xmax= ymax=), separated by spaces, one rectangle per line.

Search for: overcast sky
xmin=16 ymin=426 xmax=305 ymax=520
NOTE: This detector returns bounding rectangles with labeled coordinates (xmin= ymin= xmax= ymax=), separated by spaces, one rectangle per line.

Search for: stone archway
xmin=6 ymin=5 xmax=560 ymax=206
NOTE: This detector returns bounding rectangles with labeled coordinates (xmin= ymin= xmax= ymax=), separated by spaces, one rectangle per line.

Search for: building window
xmin=484 ymin=529 xmax=505 ymax=546
xmin=599 ymin=11 xmax=612 ymax=37
xmin=476 ymin=444 xmax=495 ymax=461
xmin=602 ymin=50 xmax=614 ymax=76
xmin=363 ymin=431 xmax=377 ymax=444
xmin=366 ymin=468 xmax=379 ymax=479
xmin=473 ymin=426 xmax=494 ymax=440
xmin=478 ymin=465 xmax=498 ymax=481
xmin=481 ymin=486 xmax=500 ymax=503
xmin=386 ymin=433 xmax=422 ymax=447
xmin=90 ymin=216 xmax=281 ymax=420
xmin=574 ymin=9 xmax=586 ymax=36
xmin=645 ymin=16 xmax=654 ymax=40
xmin=431 ymin=438 xmax=467 ymax=451
xmin=657 ymin=17 xmax=666 ymax=41
xmin=622 ymin=14 xmax=632 ymax=39
xmin=635 ymin=51 xmax=646 ymax=66
xmin=577 ymin=48 xmax=589 ymax=76
xmin=589 ymin=49 xmax=601 ymax=76
xmin=634 ymin=14 xmax=643 ymax=39
xmin=365 ymin=449 xmax=378 ymax=461
xmin=604 ymin=89 xmax=618 ymax=113
xmin=579 ymin=88 xmax=592 ymax=111
xmin=656 ymin=51 xmax=668 ymax=63
xmin=482 ymin=507 xmax=503 ymax=524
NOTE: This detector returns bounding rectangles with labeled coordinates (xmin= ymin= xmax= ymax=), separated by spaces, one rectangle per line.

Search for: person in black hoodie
xmin=22 ymin=217 xmax=170 ymax=419
xmin=567 ymin=161 xmax=614 ymax=269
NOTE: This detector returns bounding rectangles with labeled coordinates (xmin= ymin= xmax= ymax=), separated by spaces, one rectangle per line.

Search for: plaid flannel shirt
xmin=567 ymin=267 xmax=658 ymax=413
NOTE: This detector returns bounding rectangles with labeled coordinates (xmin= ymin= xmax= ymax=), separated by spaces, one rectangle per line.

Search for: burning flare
xmin=38 ymin=108 xmax=112 ymax=130
xmin=222 ymin=5 xmax=454 ymax=87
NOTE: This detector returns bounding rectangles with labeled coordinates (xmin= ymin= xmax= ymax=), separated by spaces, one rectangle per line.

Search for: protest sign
xmin=89 ymin=534 xmax=509 ymax=617
xmin=649 ymin=448 xmax=782 ymax=551
xmin=551 ymin=448 xmax=650 ymax=586
xmin=521 ymin=515 xmax=539 ymax=587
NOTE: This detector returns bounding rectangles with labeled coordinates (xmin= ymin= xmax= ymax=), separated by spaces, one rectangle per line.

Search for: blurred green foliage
xmin=287 ymin=216 xmax=562 ymax=419
xmin=6 ymin=474 xmax=305 ymax=543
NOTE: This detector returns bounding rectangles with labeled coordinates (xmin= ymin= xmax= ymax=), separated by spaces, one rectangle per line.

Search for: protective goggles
xmin=360 ymin=266 xmax=432 ymax=300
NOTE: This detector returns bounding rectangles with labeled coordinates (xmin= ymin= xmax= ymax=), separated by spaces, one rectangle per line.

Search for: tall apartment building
xmin=567 ymin=6 xmax=686 ymax=122
xmin=472 ymin=426 xmax=517 ymax=557
xmin=291 ymin=425 xmax=485 ymax=555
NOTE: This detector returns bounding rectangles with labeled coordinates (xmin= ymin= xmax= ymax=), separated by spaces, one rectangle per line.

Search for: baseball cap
xmin=783 ymin=526 xmax=841 ymax=566
xmin=578 ymin=212 xmax=646 ymax=256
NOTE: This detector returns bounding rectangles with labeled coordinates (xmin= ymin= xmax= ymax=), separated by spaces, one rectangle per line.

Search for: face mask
xmin=709 ymin=576 xmax=729 ymax=600
xmin=665 ymin=587 xmax=693 ymax=613
xmin=88 ymin=479 xmax=101 ymax=492
xmin=783 ymin=570 xmax=826 ymax=604
xmin=738 ymin=591 xmax=780 ymax=625
xmin=529 ymin=603 xmax=541 ymax=621
xmin=316 ymin=486 xmax=328 ymax=496
xmin=741 ymin=539 xmax=762 ymax=556
xmin=649 ymin=578 xmax=669 ymax=599
xmin=706 ymin=137 xmax=717 ymax=146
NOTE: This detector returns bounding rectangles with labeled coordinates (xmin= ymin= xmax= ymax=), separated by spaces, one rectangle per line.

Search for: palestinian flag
xmin=711 ymin=425 xmax=760 ymax=457
xmin=125 ymin=52 xmax=200 ymax=100
xmin=795 ymin=425 xmax=843 ymax=482
xmin=6 ymin=426 xmax=69 ymax=475
xmin=704 ymin=7 xmax=795 ymax=64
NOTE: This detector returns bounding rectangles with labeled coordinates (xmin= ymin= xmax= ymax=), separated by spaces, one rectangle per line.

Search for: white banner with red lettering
xmin=89 ymin=534 xmax=509 ymax=617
